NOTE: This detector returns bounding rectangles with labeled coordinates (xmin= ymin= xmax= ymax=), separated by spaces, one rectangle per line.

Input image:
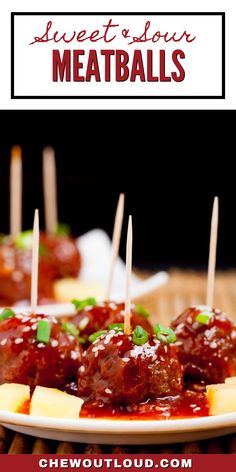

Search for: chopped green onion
xmin=78 ymin=336 xmax=86 ymax=344
xmin=154 ymin=324 xmax=176 ymax=343
xmin=136 ymin=304 xmax=150 ymax=319
xmin=88 ymin=330 xmax=107 ymax=343
xmin=55 ymin=223 xmax=71 ymax=236
xmin=62 ymin=322 xmax=79 ymax=337
xmin=72 ymin=298 xmax=97 ymax=310
xmin=36 ymin=319 xmax=51 ymax=344
xmin=108 ymin=323 xmax=124 ymax=332
xmin=132 ymin=325 xmax=149 ymax=345
xmin=15 ymin=230 xmax=33 ymax=250
xmin=196 ymin=311 xmax=214 ymax=325
xmin=0 ymin=308 xmax=16 ymax=322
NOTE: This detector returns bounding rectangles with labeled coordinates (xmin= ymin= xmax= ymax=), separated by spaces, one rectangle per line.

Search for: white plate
xmin=1 ymin=411 xmax=236 ymax=444
xmin=0 ymin=229 xmax=168 ymax=317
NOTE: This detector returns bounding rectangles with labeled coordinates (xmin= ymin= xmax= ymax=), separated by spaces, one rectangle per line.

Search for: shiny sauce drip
xmin=80 ymin=390 xmax=209 ymax=420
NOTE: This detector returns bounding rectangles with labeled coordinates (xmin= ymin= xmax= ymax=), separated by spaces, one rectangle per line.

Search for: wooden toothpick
xmin=31 ymin=209 xmax=39 ymax=314
xmin=206 ymin=197 xmax=219 ymax=307
xmin=106 ymin=193 xmax=125 ymax=299
xmin=10 ymin=145 xmax=22 ymax=237
xmin=124 ymin=215 xmax=133 ymax=335
xmin=43 ymin=146 xmax=58 ymax=234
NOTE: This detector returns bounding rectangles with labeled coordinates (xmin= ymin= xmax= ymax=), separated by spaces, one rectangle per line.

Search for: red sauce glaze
xmin=18 ymin=398 xmax=30 ymax=415
xmin=78 ymin=332 xmax=183 ymax=404
xmin=0 ymin=313 xmax=82 ymax=390
xmin=40 ymin=232 xmax=81 ymax=279
xmin=0 ymin=233 xmax=81 ymax=305
xmin=66 ymin=302 xmax=153 ymax=346
xmin=80 ymin=390 xmax=209 ymax=420
xmin=171 ymin=306 xmax=236 ymax=384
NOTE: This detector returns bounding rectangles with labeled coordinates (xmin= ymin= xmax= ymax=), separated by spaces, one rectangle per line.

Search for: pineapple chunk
xmin=207 ymin=384 xmax=236 ymax=415
xmin=53 ymin=278 xmax=103 ymax=303
xmin=30 ymin=386 xmax=84 ymax=419
xmin=0 ymin=383 xmax=30 ymax=412
xmin=225 ymin=377 xmax=236 ymax=385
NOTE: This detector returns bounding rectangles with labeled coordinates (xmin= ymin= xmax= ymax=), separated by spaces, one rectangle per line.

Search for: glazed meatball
xmin=67 ymin=301 xmax=153 ymax=345
xmin=40 ymin=232 xmax=81 ymax=279
xmin=171 ymin=305 xmax=236 ymax=384
xmin=0 ymin=240 xmax=55 ymax=304
xmin=78 ymin=330 xmax=183 ymax=404
xmin=0 ymin=312 xmax=82 ymax=390
xmin=0 ymin=232 xmax=81 ymax=305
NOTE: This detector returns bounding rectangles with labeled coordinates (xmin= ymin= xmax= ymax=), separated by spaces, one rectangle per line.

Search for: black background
xmin=0 ymin=110 xmax=234 ymax=270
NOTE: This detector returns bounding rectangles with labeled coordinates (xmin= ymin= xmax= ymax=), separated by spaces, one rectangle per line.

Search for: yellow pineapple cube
xmin=30 ymin=386 xmax=84 ymax=419
xmin=53 ymin=278 xmax=103 ymax=303
xmin=225 ymin=377 xmax=236 ymax=385
xmin=0 ymin=383 xmax=30 ymax=412
xmin=207 ymin=384 xmax=236 ymax=415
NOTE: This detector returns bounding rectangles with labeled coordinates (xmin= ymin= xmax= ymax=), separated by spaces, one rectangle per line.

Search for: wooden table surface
xmin=1 ymin=270 xmax=236 ymax=454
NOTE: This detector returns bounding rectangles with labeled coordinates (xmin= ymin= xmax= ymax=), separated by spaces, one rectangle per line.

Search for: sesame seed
xmin=79 ymin=365 xmax=85 ymax=373
xmin=51 ymin=339 xmax=58 ymax=347
xmin=210 ymin=341 xmax=217 ymax=349
xmin=14 ymin=338 xmax=24 ymax=344
xmin=22 ymin=326 xmax=31 ymax=333
xmin=109 ymin=303 xmax=117 ymax=310
xmin=193 ymin=406 xmax=201 ymax=412
xmin=11 ymin=271 xmax=23 ymax=282
xmin=71 ymin=350 xmax=78 ymax=360
xmin=105 ymin=388 xmax=112 ymax=394
xmin=37 ymin=343 xmax=45 ymax=348
xmin=79 ymin=317 xmax=89 ymax=330
xmin=31 ymin=323 xmax=37 ymax=330
xmin=117 ymin=340 xmax=123 ymax=346
xmin=16 ymin=314 xmax=23 ymax=320
xmin=0 ymin=339 xmax=7 ymax=346
xmin=122 ymin=357 xmax=130 ymax=362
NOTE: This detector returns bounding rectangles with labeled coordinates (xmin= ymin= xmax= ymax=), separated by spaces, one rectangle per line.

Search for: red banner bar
xmin=0 ymin=454 xmax=236 ymax=472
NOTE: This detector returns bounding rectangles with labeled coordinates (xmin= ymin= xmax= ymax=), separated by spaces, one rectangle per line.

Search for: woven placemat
xmin=1 ymin=270 xmax=236 ymax=454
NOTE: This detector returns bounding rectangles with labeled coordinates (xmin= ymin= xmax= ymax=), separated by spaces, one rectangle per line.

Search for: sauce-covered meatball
xmin=0 ymin=312 xmax=82 ymax=390
xmin=78 ymin=329 xmax=183 ymax=404
xmin=40 ymin=232 xmax=81 ymax=279
xmin=67 ymin=301 xmax=153 ymax=346
xmin=0 ymin=231 xmax=81 ymax=305
xmin=0 ymin=239 xmax=55 ymax=304
xmin=171 ymin=305 xmax=236 ymax=384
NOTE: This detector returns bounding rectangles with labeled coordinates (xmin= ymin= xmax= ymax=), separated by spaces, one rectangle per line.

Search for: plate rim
xmin=1 ymin=410 xmax=236 ymax=434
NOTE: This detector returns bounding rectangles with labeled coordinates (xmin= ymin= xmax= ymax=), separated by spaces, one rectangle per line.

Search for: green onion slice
xmin=196 ymin=311 xmax=214 ymax=324
xmin=78 ymin=336 xmax=86 ymax=344
xmin=132 ymin=325 xmax=149 ymax=345
xmin=108 ymin=323 xmax=124 ymax=332
xmin=0 ymin=308 xmax=16 ymax=322
xmin=136 ymin=304 xmax=150 ymax=319
xmin=55 ymin=223 xmax=71 ymax=236
xmin=154 ymin=324 xmax=176 ymax=343
xmin=36 ymin=319 xmax=51 ymax=344
xmin=62 ymin=322 xmax=79 ymax=337
xmin=72 ymin=298 xmax=97 ymax=310
xmin=88 ymin=330 xmax=107 ymax=343
xmin=15 ymin=230 xmax=33 ymax=250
